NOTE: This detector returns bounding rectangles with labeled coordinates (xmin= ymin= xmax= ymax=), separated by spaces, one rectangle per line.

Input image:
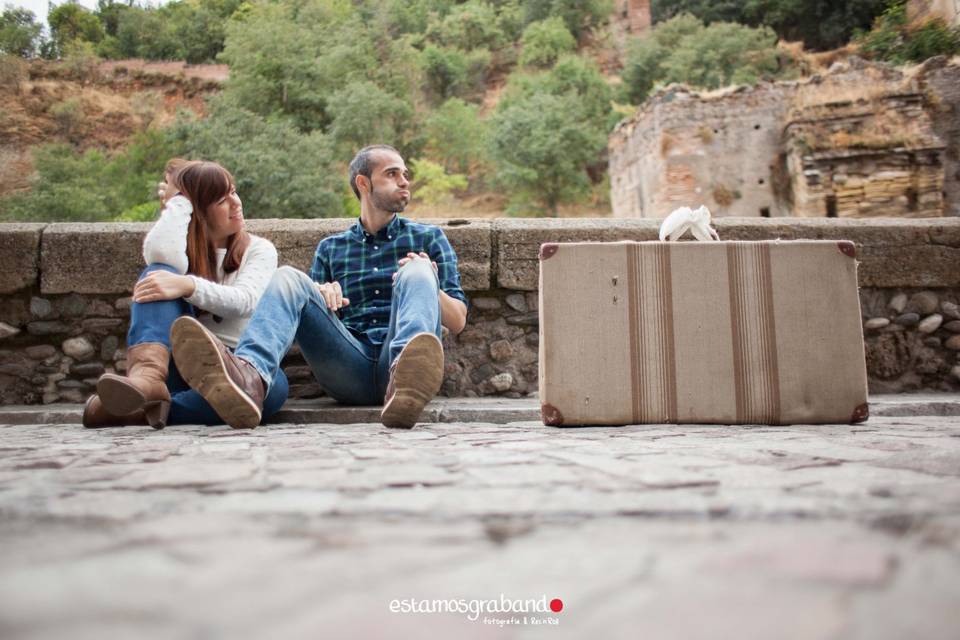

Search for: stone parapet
xmin=0 ymin=223 xmax=44 ymax=294
xmin=1 ymin=217 xmax=958 ymax=405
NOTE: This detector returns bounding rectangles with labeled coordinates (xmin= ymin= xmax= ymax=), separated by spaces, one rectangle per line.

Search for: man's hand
xmin=133 ymin=271 xmax=196 ymax=303
xmin=394 ymin=252 xmax=437 ymax=282
xmin=316 ymin=281 xmax=350 ymax=311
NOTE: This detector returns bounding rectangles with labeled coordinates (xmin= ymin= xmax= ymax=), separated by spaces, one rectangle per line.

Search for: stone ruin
xmin=609 ymin=57 xmax=960 ymax=220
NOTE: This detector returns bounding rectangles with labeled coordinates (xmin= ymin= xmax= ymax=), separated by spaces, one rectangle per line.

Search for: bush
xmin=519 ymin=17 xmax=576 ymax=68
xmin=857 ymin=1 xmax=960 ymax=64
xmin=0 ymin=129 xmax=182 ymax=222
xmin=48 ymin=2 xmax=105 ymax=57
xmin=621 ymin=14 xmax=781 ymax=105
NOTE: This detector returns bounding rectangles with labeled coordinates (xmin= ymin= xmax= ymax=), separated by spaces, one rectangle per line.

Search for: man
xmin=169 ymin=144 xmax=468 ymax=429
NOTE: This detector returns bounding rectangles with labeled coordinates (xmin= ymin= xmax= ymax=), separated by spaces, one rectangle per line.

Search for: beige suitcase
xmin=538 ymin=241 xmax=869 ymax=426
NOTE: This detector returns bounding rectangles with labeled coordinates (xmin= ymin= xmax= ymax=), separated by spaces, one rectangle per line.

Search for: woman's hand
xmin=315 ymin=281 xmax=350 ymax=311
xmin=133 ymin=271 xmax=196 ymax=303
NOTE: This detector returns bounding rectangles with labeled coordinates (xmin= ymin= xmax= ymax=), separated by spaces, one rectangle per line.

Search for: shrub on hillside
xmin=857 ymin=1 xmax=960 ymax=64
xmin=519 ymin=17 xmax=576 ymax=68
xmin=424 ymin=98 xmax=487 ymax=175
xmin=0 ymin=6 xmax=42 ymax=57
xmin=621 ymin=14 xmax=781 ymax=105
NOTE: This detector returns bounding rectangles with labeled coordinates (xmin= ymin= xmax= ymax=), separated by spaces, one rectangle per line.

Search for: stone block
xmin=41 ymin=223 xmax=149 ymax=294
xmin=494 ymin=219 xmax=660 ymax=290
xmin=0 ymin=224 xmax=44 ymax=294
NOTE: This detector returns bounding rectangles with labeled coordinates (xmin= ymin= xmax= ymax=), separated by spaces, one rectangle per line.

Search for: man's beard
xmin=370 ymin=184 xmax=408 ymax=214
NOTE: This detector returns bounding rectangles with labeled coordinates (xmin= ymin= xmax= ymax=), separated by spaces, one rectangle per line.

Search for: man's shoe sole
xmin=381 ymin=333 xmax=444 ymax=429
xmin=170 ymin=317 xmax=262 ymax=429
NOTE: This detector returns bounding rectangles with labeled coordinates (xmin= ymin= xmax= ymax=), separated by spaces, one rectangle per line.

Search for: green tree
xmin=326 ymin=81 xmax=416 ymax=159
xmin=488 ymin=92 xmax=604 ymax=216
xmin=653 ymin=0 xmax=888 ymax=51
xmin=168 ymin=98 xmax=345 ymax=218
xmin=621 ymin=14 xmax=780 ymax=105
xmin=424 ymin=97 xmax=487 ymax=174
xmin=522 ymin=0 xmax=610 ymax=40
xmin=48 ymin=2 xmax=105 ymax=56
xmin=426 ymin=0 xmax=505 ymax=50
xmin=519 ymin=16 xmax=575 ymax=68
xmin=0 ymin=6 xmax=43 ymax=57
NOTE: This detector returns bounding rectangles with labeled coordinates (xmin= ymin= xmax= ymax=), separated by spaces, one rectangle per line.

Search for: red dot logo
xmin=550 ymin=598 xmax=563 ymax=613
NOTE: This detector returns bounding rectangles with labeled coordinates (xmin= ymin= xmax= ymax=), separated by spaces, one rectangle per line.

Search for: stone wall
xmin=1 ymin=218 xmax=959 ymax=406
xmin=609 ymin=57 xmax=960 ymax=220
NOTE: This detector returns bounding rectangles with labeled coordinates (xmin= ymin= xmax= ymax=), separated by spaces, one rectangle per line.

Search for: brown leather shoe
xmin=82 ymin=394 xmax=147 ymax=428
xmin=380 ymin=332 xmax=443 ymax=429
xmin=170 ymin=316 xmax=265 ymax=429
xmin=97 ymin=342 xmax=171 ymax=429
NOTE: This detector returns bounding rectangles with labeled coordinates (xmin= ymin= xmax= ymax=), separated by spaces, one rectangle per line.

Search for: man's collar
xmin=352 ymin=214 xmax=404 ymax=242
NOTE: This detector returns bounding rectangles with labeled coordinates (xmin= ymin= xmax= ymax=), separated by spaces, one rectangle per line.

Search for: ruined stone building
xmin=609 ymin=58 xmax=960 ymax=219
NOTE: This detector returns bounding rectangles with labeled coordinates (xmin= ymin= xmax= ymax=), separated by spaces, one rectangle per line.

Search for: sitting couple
xmin=83 ymin=144 xmax=468 ymax=430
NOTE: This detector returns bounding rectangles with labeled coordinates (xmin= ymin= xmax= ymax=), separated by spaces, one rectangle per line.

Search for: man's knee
xmin=395 ymin=259 xmax=438 ymax=289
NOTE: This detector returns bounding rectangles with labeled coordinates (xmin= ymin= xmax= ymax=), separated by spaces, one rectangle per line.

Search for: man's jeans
xmin=128 ymin=264 xmax=289 ymax=425
xmin=235 ymin=259 xmax=443 ymax=406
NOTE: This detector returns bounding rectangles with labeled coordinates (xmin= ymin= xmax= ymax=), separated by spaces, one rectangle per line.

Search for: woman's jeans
xmin=128 ymin=264 xmax=289 ymax=425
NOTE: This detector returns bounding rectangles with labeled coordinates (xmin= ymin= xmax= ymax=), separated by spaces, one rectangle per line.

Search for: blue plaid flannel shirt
xmin=309 ymin=215 xmax=467 ymax=346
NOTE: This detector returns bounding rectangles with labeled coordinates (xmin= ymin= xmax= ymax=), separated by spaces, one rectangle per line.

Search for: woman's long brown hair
xmin=174 ymin=161 xmax=251 ymax=282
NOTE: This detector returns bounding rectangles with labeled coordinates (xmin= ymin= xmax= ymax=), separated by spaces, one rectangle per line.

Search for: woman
xmin=83 ymin=160 xmax=288 ymax=428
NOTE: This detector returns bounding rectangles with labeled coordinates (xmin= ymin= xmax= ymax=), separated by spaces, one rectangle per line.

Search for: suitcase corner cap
xmin=837 ymin=241 xmax=856 ymax=258
xmin=539 ymin=243 xmax=559 ymax=260
xmin=851 ymin=403 xmax=869 ymax=423
xmin=541 ymin=403 xmax=564 ymax=426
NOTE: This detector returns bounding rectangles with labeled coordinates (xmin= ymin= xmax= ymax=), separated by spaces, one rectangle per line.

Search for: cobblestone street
xmin=1 ymin=402 xmax=959 ymax=639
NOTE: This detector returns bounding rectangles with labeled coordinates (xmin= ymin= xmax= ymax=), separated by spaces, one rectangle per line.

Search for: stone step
xmin=1 ymin=394 xmax=958 ymax=426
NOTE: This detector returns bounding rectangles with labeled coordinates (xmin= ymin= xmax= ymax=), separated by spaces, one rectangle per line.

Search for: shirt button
xmin=373 ymin=246 xmax=378 ymax=250
xmin=373 ymin=267 xmax=379 ymax=272
xmin=374 ymin=289 xmax=380 ymax=295
xmin=372 ymin=319 xmax=377 ymax=324
xmin=388 ymin=236 xmax=392 ymax=240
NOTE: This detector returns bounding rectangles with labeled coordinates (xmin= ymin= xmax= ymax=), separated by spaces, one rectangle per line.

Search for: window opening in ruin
xmin=758 ymin=178 xmax=765 ymax=185
xmin=826 ymin=195 xmax=837 ymax=218
xmin=760 ymin=207 xmax=771 ymax=218
xmin=906 ymin=187 xmax=918 ymax=212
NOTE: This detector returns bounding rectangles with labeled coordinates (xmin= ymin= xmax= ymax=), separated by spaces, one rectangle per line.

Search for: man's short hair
xmin=348 ymin=144 xmax=400 ymax=200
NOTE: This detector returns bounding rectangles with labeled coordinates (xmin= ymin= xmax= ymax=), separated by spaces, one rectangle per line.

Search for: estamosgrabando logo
xmin=389 ymin=594 xmax=564 ymax=624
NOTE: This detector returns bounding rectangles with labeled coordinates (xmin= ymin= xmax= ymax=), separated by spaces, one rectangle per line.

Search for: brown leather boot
xmin=170 ymin=316 xmax=265 ymax=429
xmin=97 ymin=342 xmax=171 ymax=430
xmin=380 ymin=333 xmax=443 ymax=429
xmin=81 ymin=394 xmax=147 ymax=428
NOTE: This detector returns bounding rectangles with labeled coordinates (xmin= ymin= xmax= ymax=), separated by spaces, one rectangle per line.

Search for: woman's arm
xmin=142 ymin=194 xmax=192 ymax=274
xmin=184 ymin=238 xmax=278 ymax=318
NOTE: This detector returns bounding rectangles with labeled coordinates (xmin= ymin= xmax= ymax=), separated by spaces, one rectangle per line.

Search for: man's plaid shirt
xmin=309 ymin=215 xmax=467 ymax=346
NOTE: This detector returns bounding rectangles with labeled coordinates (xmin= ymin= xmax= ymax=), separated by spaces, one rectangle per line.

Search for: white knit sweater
xmin=142 ymin=195 xmax=277 ymax=348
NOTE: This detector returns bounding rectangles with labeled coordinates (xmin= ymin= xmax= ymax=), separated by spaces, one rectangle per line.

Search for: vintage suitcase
xmin=538 ymin=241 xmax=869 ymax=426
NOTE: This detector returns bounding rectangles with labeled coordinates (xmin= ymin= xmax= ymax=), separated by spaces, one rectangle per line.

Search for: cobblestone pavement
xmin=1 ymin=412 xmax=959 ymax=639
